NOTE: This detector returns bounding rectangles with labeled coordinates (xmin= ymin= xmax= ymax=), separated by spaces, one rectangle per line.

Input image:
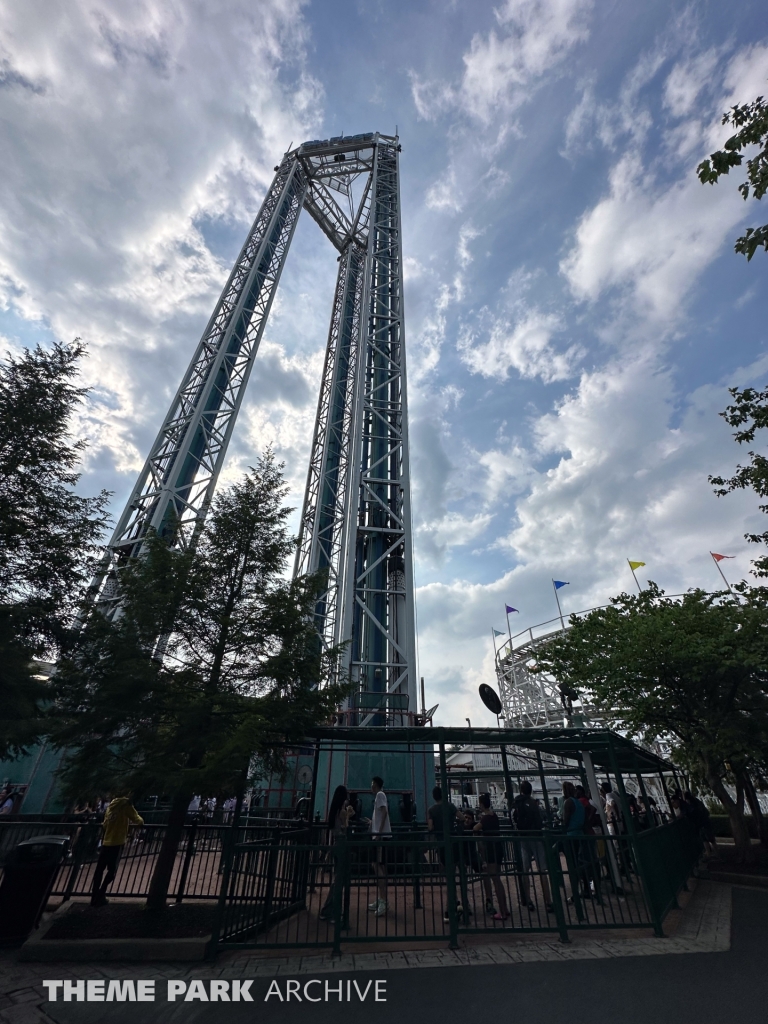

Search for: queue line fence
xmin=0 ymin=819 xmax=290 ymax=904
xmin=210 ymin=817 xmax=702 ymax=953
xmin=0 ymin=815 xmax=701 ymax=950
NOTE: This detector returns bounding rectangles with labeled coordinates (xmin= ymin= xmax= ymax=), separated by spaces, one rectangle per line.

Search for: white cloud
xmin=561 ymin=43 xmax=768 ymax=324
xmin=425 ymin=170 xmax=463 ymax=212
xmin=410 ymin=0 xmax=593 ymax=128
xmin=459 ymin=308 xmax=583 ymax=382
xmin=0 ymin=0 xmax=322 ymax=492
xmin=478 ymin=444 xmax=536 ymax=502
xmin=457 ymin=223 xmax=483 ymax=267
xmin=560 ymin=151 xmax=749 ymax=322
xmin=416 ymin=346 xmax=766 ymax=723
xmin=460 ymin=0 xmax=594 ymax=123
xmin=419 ymin=511 xmax=494 ymax=553
xmin=663 ymin=49 xmax=720 ymax=117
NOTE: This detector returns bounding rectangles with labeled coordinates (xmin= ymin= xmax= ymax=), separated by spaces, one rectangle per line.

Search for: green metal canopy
xmin=308 ymin=725 xmax=676 ymax=776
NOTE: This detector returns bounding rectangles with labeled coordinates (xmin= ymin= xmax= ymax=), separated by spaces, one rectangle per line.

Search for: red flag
xmin=711 ymin=552 xmax=734 ymax=562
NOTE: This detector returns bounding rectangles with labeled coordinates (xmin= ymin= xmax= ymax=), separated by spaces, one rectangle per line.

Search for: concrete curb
xmin=18 ymin=903 xmax=211 ymax=962
xmin=707 ymin=871 xmax=768 ymax=888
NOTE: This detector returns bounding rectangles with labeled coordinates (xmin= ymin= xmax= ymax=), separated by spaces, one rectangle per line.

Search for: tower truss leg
xmin=96 ymin=153 xmax=307 ymax=607
xmin=340 ymin=139 xmax=417 ymax=721
xmin=95 ymin=132 xmax=418 ymax=727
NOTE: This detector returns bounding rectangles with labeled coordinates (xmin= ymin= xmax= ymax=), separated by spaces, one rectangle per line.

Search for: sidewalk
xmin=0 ymin=879 xmax=733 ymax=1022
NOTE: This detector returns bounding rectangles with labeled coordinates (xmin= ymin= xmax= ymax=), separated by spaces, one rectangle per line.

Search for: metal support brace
xmin=542 ymin=830 xmax=570 ymax=943
xmin=438 ymin=741 xmax=459 ymax=949
xmin=608 ymin=738 xmax=664 ymax=937
xmin=536 ymin=750 xmax=553 ymax=826
xmin=581 ymin=749 xmax=622 ymax=891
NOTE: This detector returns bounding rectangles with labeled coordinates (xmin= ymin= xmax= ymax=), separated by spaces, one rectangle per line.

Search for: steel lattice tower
xmin=95 ymin=132 xmax=418 ymax=723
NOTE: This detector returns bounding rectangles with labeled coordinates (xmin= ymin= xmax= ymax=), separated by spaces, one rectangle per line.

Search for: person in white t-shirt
xmin=368 ymin=776 xmax=391 ymax=917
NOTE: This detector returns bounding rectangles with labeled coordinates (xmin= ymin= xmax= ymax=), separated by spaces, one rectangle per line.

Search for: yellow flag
xmin=628 ymin=560 xmax=645 ymax=571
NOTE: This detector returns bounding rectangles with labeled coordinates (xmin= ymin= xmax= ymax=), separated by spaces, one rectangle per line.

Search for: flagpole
xmin=710 ymin=552 xmax=733 ymax=594
xmin=505 ymin=607 xmax=512 ymax=642
xmin=552 ymin=579 xmax=564 ymax=629
xmin=627 ymin=559 xmax=642 ymax=593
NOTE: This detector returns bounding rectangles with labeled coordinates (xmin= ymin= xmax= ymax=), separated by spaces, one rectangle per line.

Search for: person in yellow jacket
xmin=90 ymin=794 xmax=143 ymax=907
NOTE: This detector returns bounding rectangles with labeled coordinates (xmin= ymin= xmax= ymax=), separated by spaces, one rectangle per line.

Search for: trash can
xmin=0 ymin=835 xmax=70 ymax=943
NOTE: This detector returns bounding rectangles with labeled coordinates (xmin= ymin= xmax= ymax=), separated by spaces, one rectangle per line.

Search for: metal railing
xmin=1 ymin=816 xmax=701 ymax=951
xmin=496 ymin=592 xmax=724 ymax=663
xmin=0 ymin=819 xmax=283 ymax=903
xmin=211 ymin=818 xmax=701 ymax=953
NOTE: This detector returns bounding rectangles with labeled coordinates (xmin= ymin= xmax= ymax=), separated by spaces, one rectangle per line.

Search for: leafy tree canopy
xmin=535 ymin=584 xmax=768 ymax=858
xmin=51 ymin=452 xmax=348 ymax=906
xmin=710 ymin=386 xmax=768 ymax=578
xmin=698 ymin=93 xmax=768 ymax=260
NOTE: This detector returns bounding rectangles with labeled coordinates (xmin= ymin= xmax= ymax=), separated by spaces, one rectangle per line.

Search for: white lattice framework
xmin=495 ymin=612 xmax=605 ymax=729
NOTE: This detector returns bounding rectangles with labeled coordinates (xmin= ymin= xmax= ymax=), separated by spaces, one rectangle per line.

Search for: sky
xmin=1 ymin=0 xmax=767 ymax=728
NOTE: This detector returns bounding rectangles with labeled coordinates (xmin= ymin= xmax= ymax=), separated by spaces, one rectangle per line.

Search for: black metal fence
xmin=0 ymin=815 xmax=701 ymax=952
xmin=210 ymin=818 xmax=702 ymax=953
xmin=0 ymin=819 xmax=283 ymax=904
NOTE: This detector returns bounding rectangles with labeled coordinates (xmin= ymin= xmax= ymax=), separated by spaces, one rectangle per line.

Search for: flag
xmin=505 ymin=605 xmax=519 ymax=614
xmin=711 ymin=553 xmax=734 ymax=562
xmin=492 ymin=629 xmax=505 ymax=637
xmin=628 ymin=561 xmax=645 ymax=571
xmin=553 ymin=581 xmax=569 ymax=590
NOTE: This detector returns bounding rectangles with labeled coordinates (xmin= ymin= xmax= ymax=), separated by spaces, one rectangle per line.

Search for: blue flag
xmin=505 ymin=605 xmax=519 ymax=614
xmin=492 ymin=629 xmax=505 ymax=637
xmin=553 ymin=581 xmax=569 ymax=590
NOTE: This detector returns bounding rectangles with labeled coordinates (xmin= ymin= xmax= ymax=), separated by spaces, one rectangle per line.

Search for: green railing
xmin=209 ymin=819 xmax=702 ymax=954
xmin=634 ymin=817 xmax=702 ymax=922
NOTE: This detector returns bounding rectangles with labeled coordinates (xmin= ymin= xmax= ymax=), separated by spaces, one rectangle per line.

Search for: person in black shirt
xmin=684 ymin=790 xmax=718 ymax=855
xmin=512 ymin=781 xmax=554 ymax=912
xmin=473 ymin=793 xmax=510 ymax=920
xmin=428 ymin=786 xmax=463 ymax=923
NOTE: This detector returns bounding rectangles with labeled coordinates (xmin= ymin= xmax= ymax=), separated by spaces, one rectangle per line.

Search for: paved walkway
xmin=0 ymin=880 xmax=741 ymax=1024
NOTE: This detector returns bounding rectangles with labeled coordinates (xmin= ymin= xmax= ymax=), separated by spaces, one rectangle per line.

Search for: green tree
xmin=0 ymin=340 xmax=110 ymax=759
xmin=535 ymin=585 xmax=768 ymax=860
xmin=52 ymin=452 xmax=345 ymax=909
xmin=710 ymin=385 xmax=768 ymax=578
xmin=697 ymin=92 xmax=768 ymax=260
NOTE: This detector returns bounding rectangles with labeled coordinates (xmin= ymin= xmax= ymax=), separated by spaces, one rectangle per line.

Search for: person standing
xmin=684 ymin=790 xmax=718 ymax=856
xmin=0 ymin=789 xmax=16 ymax=815
xmin=90 ymin=793 xmax=143 ymax=907
xmin=512 ymin=781 xmax=553 ymax=913
xmin=474 ymin=793 xmax=510 ymax=921
xmin=368 ymin=776 xmax=391 ymax=917
xmin=599 ymin=782 xmax=622 ymax=834
xmin=428 ymin=786 xmax=462 ymax=922
xmin=320 ymin=785 xmax=354 ymax=921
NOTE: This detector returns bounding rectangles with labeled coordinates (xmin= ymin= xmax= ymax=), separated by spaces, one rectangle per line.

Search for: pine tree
xmin=0 ymin=340 xmax=110 ymax=759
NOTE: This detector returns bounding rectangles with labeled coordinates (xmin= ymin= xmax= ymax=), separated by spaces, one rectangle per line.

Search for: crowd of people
xmin=315 ymin=775 xmax=717 ymax=923
xmin=0 ymin=771 xmax=717 ymax=917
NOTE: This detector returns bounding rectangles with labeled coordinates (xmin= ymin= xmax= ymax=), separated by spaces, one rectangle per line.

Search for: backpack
xmin=513 ymin=796 xmax=541 ymax=831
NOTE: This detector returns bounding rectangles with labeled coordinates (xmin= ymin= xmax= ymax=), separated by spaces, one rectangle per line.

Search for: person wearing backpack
xmin=575 ymin=785 xmax=601 ymax=898
xmin=512 ymin=781 xmax=553 ymax=913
